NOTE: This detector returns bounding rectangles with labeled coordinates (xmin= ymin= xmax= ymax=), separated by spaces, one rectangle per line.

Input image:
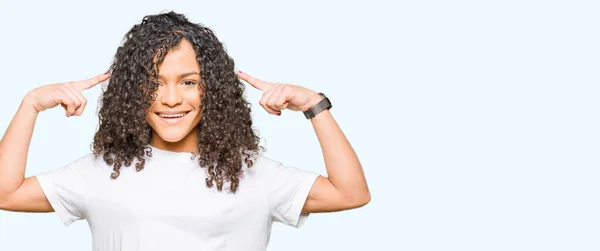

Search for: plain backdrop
xmin=0 ymin=0 xmax=598 ymax=250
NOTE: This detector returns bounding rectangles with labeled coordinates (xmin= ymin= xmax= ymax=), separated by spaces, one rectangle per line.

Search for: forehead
xmin=158 ymin=39 xmax=200 ymax=77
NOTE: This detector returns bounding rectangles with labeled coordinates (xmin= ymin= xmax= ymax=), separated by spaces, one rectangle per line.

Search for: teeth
xmin=159 ymin=113 xmax=187 ymax=118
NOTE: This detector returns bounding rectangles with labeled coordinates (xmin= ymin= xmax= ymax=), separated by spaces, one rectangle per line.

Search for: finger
xmin=259 ymin=88 xmax=280 ymax=115
xmin=266 ymin=85 xmax=287 ymax=112
xmin=60 ymin=86 xmax=81 ymax=116
xmin=275 ymin=85 xmax=292 ymax=110
xmin=237 ymin=71 xmax=274 ymax=92
xmin=73 ymin=72 xmax=110 ymax=92
xmin=65 ymin=84 xmax=87 ymax=116
xmin=59 ymin=97 xmax=78 ymax=117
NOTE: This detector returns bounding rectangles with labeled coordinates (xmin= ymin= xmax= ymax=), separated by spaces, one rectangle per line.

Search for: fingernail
xmin=238 ymin=71 xmax=243 ymax=74
xmin=276 ymin=113 xmax=281 ymax=116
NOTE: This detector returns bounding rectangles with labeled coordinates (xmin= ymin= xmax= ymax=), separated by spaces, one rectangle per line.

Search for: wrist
xmin=305 ymin=92 xmax=324 ymax=111
xmin=303 ymin=92 xmax=332 ymax=119
xmin=20 ymin=96 xmax=40 ymax=114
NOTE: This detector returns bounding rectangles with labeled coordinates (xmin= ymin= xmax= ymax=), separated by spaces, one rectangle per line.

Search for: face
xmin=146 ymin=39 xmax=203 ymax=152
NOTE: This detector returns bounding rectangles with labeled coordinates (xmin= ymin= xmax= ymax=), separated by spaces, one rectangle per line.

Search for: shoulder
xmin=244 ymin=154 xmax=318 ymax=180
xmin=252 ymin=154 xmax=280 ymax=168
xmin=35 ymin=153 xmax=106 ymax=188
xmin=242 ymin=154 xmax=280 ymax=178
xmin=70 ymin=153 xmax=97 ymax=166
xmin=60 ymin=152 xmax=113 ymax=177
xmin=245 ymin=154 xmax=281 ymax=170
xmin=67 ymin=153 xmax=104 ymax=168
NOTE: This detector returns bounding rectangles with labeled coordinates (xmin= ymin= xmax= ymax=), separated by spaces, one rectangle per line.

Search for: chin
xmin=157 ymin=133 xmax=188 ymax=143
xmin=154 ymin=128 xmax=195 ymax=143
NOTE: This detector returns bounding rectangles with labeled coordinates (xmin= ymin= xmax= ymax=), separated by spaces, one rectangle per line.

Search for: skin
xmin=0 ymin=39 xmax=370 ymax=215
xmin=237 ymin=73 xmax=371 ymax=213
xmin=147 ymin=39 xmax=203 ymax=153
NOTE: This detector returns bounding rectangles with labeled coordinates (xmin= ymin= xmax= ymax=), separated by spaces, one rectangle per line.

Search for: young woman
xmin=0 ymin=11 xmax=370 ymax=250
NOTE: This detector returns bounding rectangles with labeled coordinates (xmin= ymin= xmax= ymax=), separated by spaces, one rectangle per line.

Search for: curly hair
xmin=92 ymin=11 xmax=262 ymax=193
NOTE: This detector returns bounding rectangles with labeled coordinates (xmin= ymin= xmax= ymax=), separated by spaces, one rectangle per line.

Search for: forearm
xmin=310 ymin=110 xmax=370 ymax=201
xmin=0 ymin=100 xmax=39 ymax=197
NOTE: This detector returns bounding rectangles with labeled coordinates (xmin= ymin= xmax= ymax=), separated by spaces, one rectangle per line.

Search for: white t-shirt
xmin=35 ymin=146 xmax=320 ymax=251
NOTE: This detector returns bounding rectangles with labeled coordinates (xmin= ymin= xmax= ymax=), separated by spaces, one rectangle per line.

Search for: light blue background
xmin=0 ymin=0 xmax=598 ymax=250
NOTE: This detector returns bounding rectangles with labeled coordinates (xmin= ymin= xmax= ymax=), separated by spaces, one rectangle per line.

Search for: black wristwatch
xmin=303 ymin=93 xmax=332 ymax=119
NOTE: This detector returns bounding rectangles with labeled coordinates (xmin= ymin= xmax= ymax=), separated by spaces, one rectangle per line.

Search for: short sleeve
xmin=35 ymin=155 xmax=92 ymax=225
xmin=258 ymin=157 xmax=320 ymax=228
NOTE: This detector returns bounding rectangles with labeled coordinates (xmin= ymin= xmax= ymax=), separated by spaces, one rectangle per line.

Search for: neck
xmin=150 ymin=131 xmax=198 ymax=154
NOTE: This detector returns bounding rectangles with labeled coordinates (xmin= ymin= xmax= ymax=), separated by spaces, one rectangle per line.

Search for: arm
xmin=0 ymin=72 xmax=108 ymax=212
xmin=302 ymin=108 xmax=370 ymax=213
xmin=0 ymin=102 xmax=53 ymax=212
xmin=237 ymin=72 xmax=370 ymax=214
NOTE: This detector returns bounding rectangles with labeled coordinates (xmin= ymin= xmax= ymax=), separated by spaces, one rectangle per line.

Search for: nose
xmin=160 ymin=84 xmax=183 ymax=107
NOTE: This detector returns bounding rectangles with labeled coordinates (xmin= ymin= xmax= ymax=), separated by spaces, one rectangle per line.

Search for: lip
xmin=155 ymin=111 xmax=191 ymax=124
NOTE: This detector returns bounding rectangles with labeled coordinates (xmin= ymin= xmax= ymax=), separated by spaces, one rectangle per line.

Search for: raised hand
xmin=237 ymin=71 xmax=323 ymax=116
xmin=23 ymin=72 xmax=109 ymax=117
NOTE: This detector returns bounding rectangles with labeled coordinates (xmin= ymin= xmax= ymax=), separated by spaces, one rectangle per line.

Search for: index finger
xmin=237 ymin=71 xmax=274 ymax=92
xmin=73 ymin=72 xmax=110 ymax=91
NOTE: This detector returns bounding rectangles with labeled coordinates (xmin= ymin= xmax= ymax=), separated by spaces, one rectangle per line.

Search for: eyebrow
xmin=158 ymin=71 xmax=200 ymax=80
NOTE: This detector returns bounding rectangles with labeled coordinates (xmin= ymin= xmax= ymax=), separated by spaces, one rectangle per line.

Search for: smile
xmin=156 ymin=111 xmax=190 ymax=123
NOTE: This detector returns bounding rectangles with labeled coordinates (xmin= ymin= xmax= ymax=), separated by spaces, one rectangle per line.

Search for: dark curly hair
xmin=92 ymin=11 xmax=262 ymax=193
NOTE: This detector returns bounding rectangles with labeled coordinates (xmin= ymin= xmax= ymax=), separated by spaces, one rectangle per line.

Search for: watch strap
xmin=303 ymin=93 xmax=332 ymax=119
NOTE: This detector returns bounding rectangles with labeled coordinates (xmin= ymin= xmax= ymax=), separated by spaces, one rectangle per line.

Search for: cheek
xmin=186 ymin=91 xmax=202 ymax=108
xmin=191 ymin=96 xmax=203 ymax=120
xmin=145 ymin=103 xmax=157 ymax=121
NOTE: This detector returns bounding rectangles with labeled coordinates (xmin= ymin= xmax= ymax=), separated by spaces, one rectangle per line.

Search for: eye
xmin=182 ymin=80 xmax=197 ymax=86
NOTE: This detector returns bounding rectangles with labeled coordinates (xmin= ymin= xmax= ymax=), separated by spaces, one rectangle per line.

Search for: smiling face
xmin=146 ymin=39 xmax=203 ymax=153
